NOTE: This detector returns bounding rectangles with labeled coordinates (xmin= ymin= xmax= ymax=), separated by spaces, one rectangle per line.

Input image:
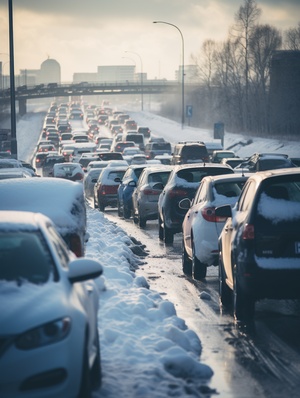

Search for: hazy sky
xmin=0 ymin=0 xmax=299 ymax=81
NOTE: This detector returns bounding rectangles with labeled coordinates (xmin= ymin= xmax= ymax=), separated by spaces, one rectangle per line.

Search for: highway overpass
xmin=0 ymin=80 xmax=184 ymax=115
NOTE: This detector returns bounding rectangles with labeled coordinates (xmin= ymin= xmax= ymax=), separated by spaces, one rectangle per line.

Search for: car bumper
xmin=0 ymin=332 xmax=84 ymax=398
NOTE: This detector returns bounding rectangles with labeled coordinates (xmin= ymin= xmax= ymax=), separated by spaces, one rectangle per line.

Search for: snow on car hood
xmin=0 ymin=279 xmax=70 ymax=334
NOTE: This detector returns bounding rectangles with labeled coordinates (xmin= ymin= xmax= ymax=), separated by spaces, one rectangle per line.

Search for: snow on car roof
xmin=0 ymin=178 xmax=85 ymax=233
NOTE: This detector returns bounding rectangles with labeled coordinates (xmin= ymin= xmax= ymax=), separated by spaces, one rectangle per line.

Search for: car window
xmin=47 ymin=225 xmax=71 ymax=269
xmin=238 ymin=180 xmax=256 ymax=211
xmin=0 ymin=231 xmax=55 ymax=284
xmin=193 ymin=180 xmax=206 ymax=204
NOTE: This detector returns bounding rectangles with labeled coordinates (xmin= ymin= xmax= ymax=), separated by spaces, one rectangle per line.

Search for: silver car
xmin=132 ymin=165 xmax=173 ymax=228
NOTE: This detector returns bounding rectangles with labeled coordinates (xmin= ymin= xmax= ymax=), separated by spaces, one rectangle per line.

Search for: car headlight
xmin=15 ymin=317 xmax=71 ymax=350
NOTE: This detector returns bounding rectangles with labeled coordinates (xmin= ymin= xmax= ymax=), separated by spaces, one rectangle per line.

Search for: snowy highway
xmin=12 ymin=101 xmax=300 ymax=397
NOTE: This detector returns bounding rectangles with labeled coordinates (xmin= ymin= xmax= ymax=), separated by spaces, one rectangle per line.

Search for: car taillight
xmin=201 ymin=207 xmax=227 ymax=222
xmin=168 ymin=189 xmax=189 ymax=198
xmin=100 ymin=185 xmax=117 ymax=195
xmin=73 ymin=172 xmax=83 ymax=181
xmin=69 ymin=234 xmax=83 ymax=257
xmin=242 ymin=224 xmax=254 ymax=240
xmin=143 ymin=188 xmax=161 ymax=196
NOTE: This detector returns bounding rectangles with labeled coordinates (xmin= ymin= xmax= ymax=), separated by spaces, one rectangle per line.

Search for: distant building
xmin=73 ymin=73 xmax=98 ymax=83
xmin=38 ymin=58 xmax=61 ymax=84
xmin=19 ymin=69 xmax=39 ymax=86
xmin=176 ymin=65 xmax=199 ymax=83
xmin=97 ymin=65 xmax=135 ymax=83
xmin=269 ymin=50 xmax=300 ymax=135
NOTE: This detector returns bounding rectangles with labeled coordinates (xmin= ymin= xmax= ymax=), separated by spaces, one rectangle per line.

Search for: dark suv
xmin=158 ymin=163 xmax=234 ymax=243
xmin=42 ymin=155 xmax=66 ymax=177
xmin=235 ymin=153 xmax=296 ymax=172
xmin=216 ymin=169 xmax=300 ymax=322
xmin=144 ymin=140 xmax=172 ymax=160
xmin=172 ymin=141 xmax=209 ymax=165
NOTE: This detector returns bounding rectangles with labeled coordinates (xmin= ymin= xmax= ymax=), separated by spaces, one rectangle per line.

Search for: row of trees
xmin=160 ymin=0 xmax=300 ymax=136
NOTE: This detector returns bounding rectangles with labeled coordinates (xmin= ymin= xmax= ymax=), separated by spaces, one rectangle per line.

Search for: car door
xmin=221 ymin=180 xmax=254 ymax=287
xmin=182 ymin=180 xmax=208 ymax=257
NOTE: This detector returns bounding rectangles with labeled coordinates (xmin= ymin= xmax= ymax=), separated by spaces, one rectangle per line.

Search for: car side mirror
xmin=91 ymin=178 xmax=98 ymax=183
xmin=128 ymin=180 xmax=137 ymax=187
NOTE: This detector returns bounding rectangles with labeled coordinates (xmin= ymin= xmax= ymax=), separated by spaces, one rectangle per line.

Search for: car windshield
xmin=0 ymin=231 xmax=55 ymax=284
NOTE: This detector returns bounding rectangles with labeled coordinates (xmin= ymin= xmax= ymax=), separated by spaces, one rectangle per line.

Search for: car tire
xmin=192 ymin=241 xmax=207 ymax=280
xmin=233 ymin=265 xmax=255 ymax=322
xmin=90 ymin=329 xmax=102 ymax=390
xmin=182 ymin=239 xmax=192 ymax=275
xmin=99 ymin=202 xmax=105 ymax=212
xmin=78 ymin=339 xmax=92 ymax=398
xmin=164 ymin=224 xmax=174 ymax=244
xmin=123 ymin=206 xmax=131 ymax=219
xmin=93 ymin=195 xmax=98 ymax=209
xmin=138 ymin=212 xmax=146 ymax=228
xmin=219 ymin=256 xmax=232 ymax=307
xmin=117 ymin=200 xmax=123 ymax=217
xmin=158 ymin=215 xmax=164 ymax=241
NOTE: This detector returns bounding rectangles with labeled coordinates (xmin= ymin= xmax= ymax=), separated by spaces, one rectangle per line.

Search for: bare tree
xmin=231 ymin=0 xmax=261 ymax=130
xmin=249 ymin=24 xmax=282 ymax=132
xmin=284 ymin=22 xmax=300 ymax=50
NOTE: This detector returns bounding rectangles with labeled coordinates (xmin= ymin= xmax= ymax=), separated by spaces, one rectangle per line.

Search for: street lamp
xmin=125 ymin=50 xmax=144 ymax=111
xmin=153 ymin=21 xmax=185 ymax=129
xmin=8 ymin=0 xmax=18 ymax=158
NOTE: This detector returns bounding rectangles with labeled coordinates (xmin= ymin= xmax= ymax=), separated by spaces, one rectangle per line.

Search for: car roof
xmin=201 ymin=172 xmax=252 ymax=183
xmin=244 ymin=167 xmax=300 ymax=183
xmin=0 ymin=178 xmax=85 ymax=232
xmin=173 ymin=163 xmax=232 ymax=171
xmin=0 ymin=210 xmax=51 ymax=231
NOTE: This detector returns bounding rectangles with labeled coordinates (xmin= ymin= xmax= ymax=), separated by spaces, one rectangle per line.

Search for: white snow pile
xmin=86 ymin=208 xmax=214 ymax=398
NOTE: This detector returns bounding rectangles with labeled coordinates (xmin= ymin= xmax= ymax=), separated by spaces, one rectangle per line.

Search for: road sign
xmin=186 ymin=105 xmax=193 ymax=118
xmin=214 ymin=122 xmax=224 ymax=139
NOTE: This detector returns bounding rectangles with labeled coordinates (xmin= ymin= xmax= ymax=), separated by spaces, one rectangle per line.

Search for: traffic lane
xmin=103 ymin=210 xmax=300 ymax=397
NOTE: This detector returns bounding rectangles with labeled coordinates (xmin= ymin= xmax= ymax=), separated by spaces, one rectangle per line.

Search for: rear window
xmin=127 ymin=135 xmax=143 ymax=143
xmin=181 ymin=145 xmax=208 ymax=158
xmin=259 ymin=158 xmax=294 ymax=171
xmin=176 ymin=167 xmax=233 ymax=183
xmin=152 ymin=143 xmax=171 ymax=151
xmin=108 ymin=170 xmax=126 ymax=181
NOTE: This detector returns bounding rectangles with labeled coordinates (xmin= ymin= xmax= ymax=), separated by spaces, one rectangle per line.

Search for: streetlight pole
xmin=125 ymin=50 xmax=144 ymax=111
xmin=153 ymin=20 xmax=185 ymax=129
xmin=8 ymin=0 xmax=18 ymax=158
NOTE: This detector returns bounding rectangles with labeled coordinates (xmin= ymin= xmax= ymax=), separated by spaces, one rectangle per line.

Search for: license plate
xmin=295 ymin=242 xmax=300 ymax=254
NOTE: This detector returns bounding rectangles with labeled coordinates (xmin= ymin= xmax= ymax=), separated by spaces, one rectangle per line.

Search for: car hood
xmin=0 ymin=280 xmax=72 ymax=334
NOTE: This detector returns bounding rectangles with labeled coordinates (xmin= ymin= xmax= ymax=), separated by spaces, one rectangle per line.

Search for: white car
xmin=53 ymin=162 xmax=85 ymax=182
xmin=181 ymin=173 xmax=249 ymax=279
xmin=0 ymin=211 xmax=103 ymax=397
xmin=84 ymin=168 xmax=104 ymax=198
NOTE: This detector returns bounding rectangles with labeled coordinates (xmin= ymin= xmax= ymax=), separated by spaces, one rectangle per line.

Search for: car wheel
xmin=99 ymin=202 xmax=105 ymax=212
xmin=90 ymin=329 xmax=102 ymax=390
xmin=78 ymin=339 xmax=92 ymax=398
xmin=219 ymin=255 xmax=232 ymax=307
xmin=192 ymin=241 xmax=207 ymax=280
xmin=158 ymin=215 xmax=164 ymax=241
xmin=123 ymin=206 xmax=131 ymax=219
xmin=233 ymin=264 xmax=255 ymax=322
xmin=138 ymin=212 xmax=146 ymax=228
xmin=117 ymin=200 xmax=123 ymax=217
xmin=164 ymin=224 xmax=174 ymax=244
xmin=93 ymin=195 xmax=98 ymax=209
xmin=182 ymin=238 xmax=192 ymax=275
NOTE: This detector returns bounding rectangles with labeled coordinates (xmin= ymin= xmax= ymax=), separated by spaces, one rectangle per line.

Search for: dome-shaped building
xmin=38 ymin=58 xmax=61 ymax=84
